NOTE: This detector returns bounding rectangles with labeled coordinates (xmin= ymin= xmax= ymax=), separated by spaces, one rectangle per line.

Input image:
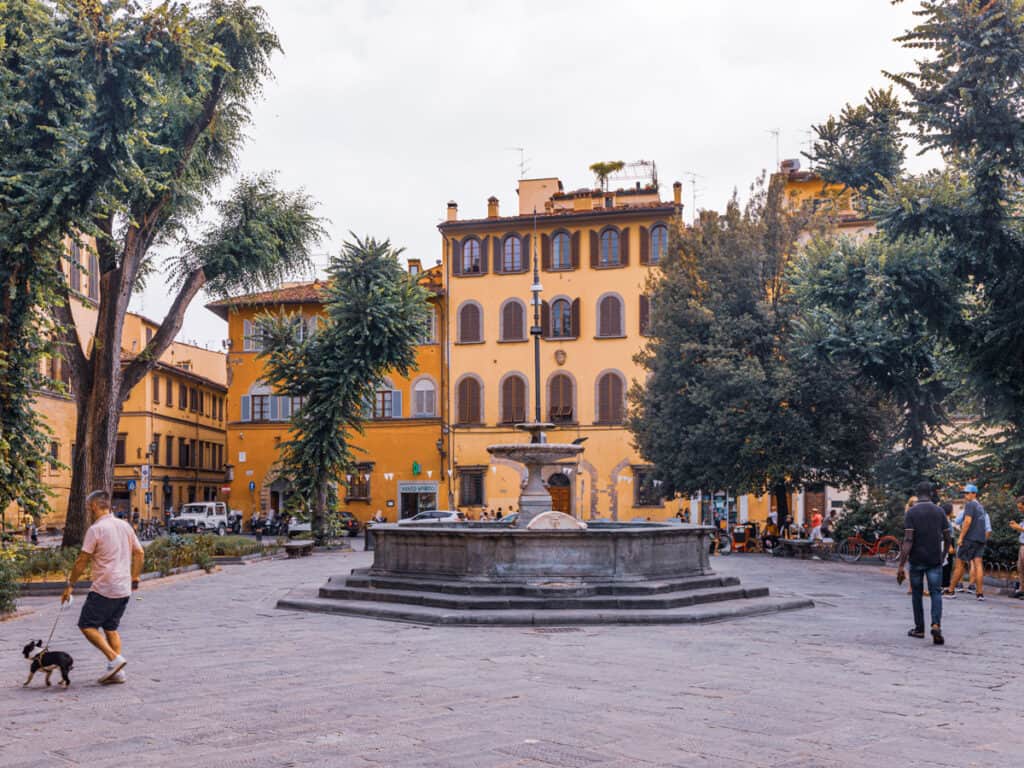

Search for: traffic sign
xmin=140 ymin=464 xmax=150 ymax=490
xmin=248 ymin=480 xmax=256 ymax=492
xmin=144 ymin=492 xmax=152 ymax=504
xmin=126 ymin=479 xmax=137 ymax=492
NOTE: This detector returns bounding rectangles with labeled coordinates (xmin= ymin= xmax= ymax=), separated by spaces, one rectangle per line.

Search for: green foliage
xmin=832 ymin=490 xmax=905 ymax=542
xmin=145 ymin=533 xmax=216 ymax=575
xmin=873 ymin=0 xmax=1024 ymax=492
xmin=259 ymin=236 xmax=430 ymax=540
xmin=0 ymin=559 xmax=18 ymax=615
xmin=805 ymin=87 xmax=905 ymax=197
xmin=630 ymin=175 xmax=887 ymax=509
xmin=7 ymin=544 xmax=81 ymax=580
xmin=589 ymin=161 xmax=625 ymax=191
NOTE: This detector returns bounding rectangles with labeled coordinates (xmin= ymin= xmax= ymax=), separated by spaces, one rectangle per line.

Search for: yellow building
xmin=207 ymin=263 xmax=447 ymax=526
xmin=777 ymin=158 xmax=876 ymax=240
xmin=111 ymin=313 xmax=228 ymax=520
xmin=439 ymin=175 xmax=690 ymax=521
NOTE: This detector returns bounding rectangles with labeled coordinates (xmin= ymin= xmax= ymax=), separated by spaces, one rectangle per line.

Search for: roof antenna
xmin=506 ymin=147 xmax=529 ymax=178
xmin=766 ymin=128 xmax=781 ymax=169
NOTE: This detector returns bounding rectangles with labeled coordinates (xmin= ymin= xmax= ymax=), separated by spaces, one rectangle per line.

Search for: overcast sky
xmin=132 ymin=0 xmax=932 ymax=348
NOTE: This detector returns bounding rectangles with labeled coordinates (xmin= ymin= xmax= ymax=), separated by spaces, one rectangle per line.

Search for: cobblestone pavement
xmin=2 ymin=548 xmax=1022 ymax=768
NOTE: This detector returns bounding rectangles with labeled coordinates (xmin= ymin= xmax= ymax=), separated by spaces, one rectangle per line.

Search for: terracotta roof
xmin=438 ymin=201 xmax=677 ymax=232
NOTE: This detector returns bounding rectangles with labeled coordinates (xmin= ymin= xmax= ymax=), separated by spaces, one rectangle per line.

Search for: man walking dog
xmin=62 ymin=490 xmax=145 ymax=684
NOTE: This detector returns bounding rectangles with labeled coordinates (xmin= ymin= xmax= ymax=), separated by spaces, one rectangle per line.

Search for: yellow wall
xmin=217 ymin=279 xmax=447 ymax=525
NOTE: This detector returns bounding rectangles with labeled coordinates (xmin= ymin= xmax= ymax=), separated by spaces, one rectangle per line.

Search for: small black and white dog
xmin=22 ymin=639 xmax=73 ymax=687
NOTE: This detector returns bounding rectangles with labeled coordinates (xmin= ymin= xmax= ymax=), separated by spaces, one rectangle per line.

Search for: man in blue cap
xmin=945 ymin=484 xmax=988 ymax=600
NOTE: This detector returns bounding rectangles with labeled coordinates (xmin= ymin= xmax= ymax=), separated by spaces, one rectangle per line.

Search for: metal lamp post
xmin=529 ymin=214 xmax=544 ymax=442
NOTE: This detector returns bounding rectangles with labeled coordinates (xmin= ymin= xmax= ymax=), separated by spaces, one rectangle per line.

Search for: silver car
xmin=397 ymin=510 xmax=466 ymax=525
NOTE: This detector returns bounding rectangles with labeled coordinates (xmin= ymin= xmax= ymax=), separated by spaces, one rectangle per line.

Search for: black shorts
xmin=77 ymin=591 xmax=130 ymax=631
xmin=957 ymin=540 xmax=986 ymax=563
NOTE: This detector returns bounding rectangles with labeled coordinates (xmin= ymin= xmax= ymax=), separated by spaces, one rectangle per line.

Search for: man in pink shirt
xmin=62 ymin=490 xmax=145 ymax=684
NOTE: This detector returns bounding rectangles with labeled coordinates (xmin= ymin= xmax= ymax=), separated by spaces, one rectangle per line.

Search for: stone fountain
xmin=276 ymin=240 xmax=812 ymax=625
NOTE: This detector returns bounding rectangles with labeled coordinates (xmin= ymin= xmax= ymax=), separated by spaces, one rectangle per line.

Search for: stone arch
xmin=607 ymin=458 xmax=632 ymax=521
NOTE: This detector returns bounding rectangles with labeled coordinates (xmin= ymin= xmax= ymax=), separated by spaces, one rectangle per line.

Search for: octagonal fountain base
xmin=276 ymin=522 xmax=813 ymax=625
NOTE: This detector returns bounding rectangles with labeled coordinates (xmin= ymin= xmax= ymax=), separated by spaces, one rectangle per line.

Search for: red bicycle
xmin=837 ymin=532 xmax=901 ymax=563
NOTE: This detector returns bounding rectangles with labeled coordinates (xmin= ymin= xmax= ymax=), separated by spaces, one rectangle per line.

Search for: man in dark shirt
xmin=945 ymin=484 xmax=989 ymax=600
xmin=897 ymin=481 xmax=951 ymax=645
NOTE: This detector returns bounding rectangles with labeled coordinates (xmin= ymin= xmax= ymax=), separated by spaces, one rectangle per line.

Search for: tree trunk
xmin=313 ymin=484 xmax=327 ymax=545
xmin=772 ymin=482 xmax=790 ymax=534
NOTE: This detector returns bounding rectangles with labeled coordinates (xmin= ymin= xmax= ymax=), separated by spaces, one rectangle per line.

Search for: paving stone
xmin=3 ymin=550 xmax=1023 ymax=766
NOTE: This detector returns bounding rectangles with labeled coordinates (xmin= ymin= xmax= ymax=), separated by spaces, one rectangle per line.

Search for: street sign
xmin=248 ymin=480 xmax=256 ymax=492
xmin=140 ymin=464 xmax=150 ymax=490
xmin=126 ymin=479 xmax=137 ymax=492
xmin=221 ymin=485 xmax=232 ymax=494
xmin=144 ymin=492 xmax=152 ymax=504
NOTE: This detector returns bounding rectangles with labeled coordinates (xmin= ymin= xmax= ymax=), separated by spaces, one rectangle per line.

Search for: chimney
xmin=446 ymin=201 xmax=458 ymax=222
xmin=407 ymin=258 xmax=422 ymax=275
xmin=487 ymin=196 xmax=499 ymax=218
xmin=673 ymin=181 xmax=682 ymax=206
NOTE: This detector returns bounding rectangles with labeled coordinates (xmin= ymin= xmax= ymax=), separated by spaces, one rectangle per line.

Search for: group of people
xmin=897 ymin=482 xmax=1024 ymax=646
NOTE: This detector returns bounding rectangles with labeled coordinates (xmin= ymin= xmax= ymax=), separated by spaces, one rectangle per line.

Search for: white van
xmin=170 ymin=502 xmax=231 ymax=535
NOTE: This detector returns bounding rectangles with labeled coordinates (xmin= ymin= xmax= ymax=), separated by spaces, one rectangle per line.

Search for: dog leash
xmin=41 ymin=593 xmax=72 ymax=654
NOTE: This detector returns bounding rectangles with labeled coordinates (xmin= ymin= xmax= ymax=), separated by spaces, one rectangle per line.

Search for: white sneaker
xmin=98 ymin=655 xmax=127 ymax=684
xmin=100 ymin=670 xmax=126 ymax=685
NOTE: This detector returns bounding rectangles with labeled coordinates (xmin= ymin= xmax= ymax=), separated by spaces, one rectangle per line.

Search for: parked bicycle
xmin=139 ymin=518 xmax=164 ymax=541
xmin=837 ymin=531 xmax=901 ymax=563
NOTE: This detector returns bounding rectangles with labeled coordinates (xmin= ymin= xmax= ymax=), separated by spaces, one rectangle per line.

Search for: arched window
xmin=596 ymin=372 xmax=625 ymax=424
xmin=502 ymin=236 xmax=522 ymax=272
xmin=551 ymin=299 xmax=573 ymax=338
xmin=69 ymin=241 xmax=82 ymax=292
xmin=597 ymin=294 xmax=624 ymax=337
xmin=501 ymin=375 xmax=527 ymax=424
xmin=650 ymin=224 xmax=668 ymax=265
xmin=456 ymin=377 xmax=482 ymax=424
xmin=413 ymin=378 xmax=436 ymax=417
xmin=462 ymin=239 xmax=481 ymax=274
xmin=87 ymin=250 xmax=99 ymax=301
xmin=458 ymin=302 xmax=482 ymax=343
xmin=552 ymin=232 xmax=571 ymax=269
xmin=500 ymin=300 xmax=526 ymax=342
xmin=600 ymin=229 xmax=620 ymax=266
xmin=548 ymin=373 xmax=574 ymax=424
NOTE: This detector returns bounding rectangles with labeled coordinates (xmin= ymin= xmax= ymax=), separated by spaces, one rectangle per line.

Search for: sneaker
xmin=98 ymin=655 xmax=127 ymax=684
xmin=944 ymin=590 xmax=957 ymax=599
xmin=955 ymin=585 xmax=966 ymax=593
xmin=100 ymin=670 xmax=126 ymax=685
xmin=907 ymin=627 xmax=925 ymax=639
xmin=976 ymin=594 xmax=985 ymax=601
xmin=931 ymin=624 xmax=944 ymax=645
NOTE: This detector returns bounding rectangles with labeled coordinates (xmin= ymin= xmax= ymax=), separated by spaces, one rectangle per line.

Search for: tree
xmin=259 ymin=237 xmax=429 ymax=542
xmin=805 ymin=87 xmax=905 ymax=198
xmin=629 ymin=175 xmax=886 ymax=528
xmin=873 ymin=0 xmax=1024 ymax=491
xmin=589 ymin=161 xmax=625 ymax=192
xmin=1 ymin=0 xmax=201 ymax=520
xmin=1 ymin=2 xmax=326 ymax=546
xmin=789 ymin=233 xmax=953 ymax=493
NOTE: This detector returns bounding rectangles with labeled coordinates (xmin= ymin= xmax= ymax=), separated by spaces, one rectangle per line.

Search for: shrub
xmin=0 ymin=560 xmax=19 ymax=615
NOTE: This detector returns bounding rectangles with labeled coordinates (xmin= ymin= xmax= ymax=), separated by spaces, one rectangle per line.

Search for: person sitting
xmin=762 ymin=520 xmax=780 ymax=552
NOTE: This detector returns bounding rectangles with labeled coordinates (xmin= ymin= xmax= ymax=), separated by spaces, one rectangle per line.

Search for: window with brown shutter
xmin=458 ymin=303 xmax=482 ymax=343
xmin=479 ymin=236 xmax=490 ymax=274
xmin=589 ymin=231 xmax=599 ymax=268
xmin=620 ymin=227 xmax=630 ymax=266
xmin=549 ymin=231 xmax=571 ymax=270
xmin=153 ymin=375 xmax=160 ymax=403
xmin=599 ymin=229 xmax=621 ymax=266
xmin=502 ymin=236 xmax=522 ymax=272
xmin=87 ymin=250 xmax=99 ymax=301
xmin=521 ymin=234 xmax=531 ymax=272
xmin=639 ymin=295 xmax=651 ymax=336
xmin=166 ymin=378 xmax=173 ymax=405
xmin=541 ymin=300 xmax=551 ymax=338
xmin=457 ymin=377 xmax=482 ymax=424
xmin=571 ymin=231 xmax=581 ymax=269
xmin=541 ymin=233 xmax=552 ymax=270
xmin=461 ymin=239 xmax=481 ymax=274
xmin=639 ymin=226 xmax=650 ymax=265
xmin=650 ymin=224 xmax=668 ymax=264
xmin=571 ymin=298 xmax=581 ymax=338
xmin=548 ymin=374 xmax=574 ymax=424
xmin=597 ymin=295 xmax=623 ymax=337
xmin=451 ymin=238 xmax=462 ymax=275
xmin=501 ymin=376 xmax=527 ymax=424
xmin=597 ymin=373 xmax=625 ymax=424
xmin=501 ymin=301 xmax=526 ymax=341
xmin=550 ymin=299 xmax=573 ymax=338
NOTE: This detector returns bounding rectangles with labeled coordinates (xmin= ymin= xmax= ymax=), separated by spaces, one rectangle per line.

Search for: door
xmin=547 ymin=473 xmax=571 ymax=514
xmin=400 ymin=493 xmax=420 ymax=520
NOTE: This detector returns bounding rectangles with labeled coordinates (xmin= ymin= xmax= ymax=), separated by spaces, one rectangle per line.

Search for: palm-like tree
xmin=589 ymin=161 xmax=625 ymax=192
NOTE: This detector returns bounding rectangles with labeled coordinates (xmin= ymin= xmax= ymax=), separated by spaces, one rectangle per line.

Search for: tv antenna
xmin=682 ymin=171 xmax=704 ymax=225
xmin=506 ymin=147 xmax=529 ymax=178
xmin=766 ymin=128 xmax=781 ymax=170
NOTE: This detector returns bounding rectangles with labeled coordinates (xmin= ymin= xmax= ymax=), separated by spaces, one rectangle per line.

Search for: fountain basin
xmin=367 ymin=521 xmax=712 ymax=583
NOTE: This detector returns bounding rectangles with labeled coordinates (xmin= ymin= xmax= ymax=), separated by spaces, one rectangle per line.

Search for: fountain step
xmin=277 ymin=591 xmax=814 ymax=626
xmin=318 ymin=582 xmax=764 ymax=611
xmin=339 ymin=571 xmax=739 ymax=598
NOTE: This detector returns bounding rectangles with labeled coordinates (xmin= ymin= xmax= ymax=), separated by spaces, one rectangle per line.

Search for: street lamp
xmin=529 ymin=211 xmax=544 ymax=442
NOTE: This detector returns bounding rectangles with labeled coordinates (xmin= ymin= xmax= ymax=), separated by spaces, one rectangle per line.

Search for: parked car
xmin=397 ymin=510 xmax=466 ymax=525
xmin=498 ymin=513 xmax=518 ymax=525
xmin=288 ymin=511 xmax=361 ymax=537
xmin=168 ymin=502 xmax=231 ymax=535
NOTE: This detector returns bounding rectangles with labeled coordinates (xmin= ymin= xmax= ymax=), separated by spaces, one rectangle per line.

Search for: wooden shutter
xmin=451 ymin=239 xmax=461 ymax=275
xmin=521 ymin=234 xmax=530 ymax=273
xmin=541 ymin=234 xmax=551 ymax=271
xmin=639 ymin=295 xmax=650 ymax=336
xmin=598 ymin=297 xmax=611 ymax=337
xmin=541 ymin=300 xmax=551 ymax=339
xmin=502 ymin=377 xmax=525 ymax=423
xmin=590 ymin=231 xmax=599 ymax=268
xmin=480 ymin=236 xmax=489 ymax=274
xmin=571 ymin=231 xmax=580 ymax=269
xmin=621 ymin=227 xmax=630 ymax=266
xmin=639 ymin=226 xmax=650 ymax=265
xmin=571 ymin=298 xmax=580 ymax=338
xmin=598 ymin=375 xmax=622 ymax=423
xmin=243 ymin=319 xmax=252 ymax=351
xmin=460 ymin=304 xmax=481 ymax=342
xmin=494 ymin=236 xmax=504 ymax=274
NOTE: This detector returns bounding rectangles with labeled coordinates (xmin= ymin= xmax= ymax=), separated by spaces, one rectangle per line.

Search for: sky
xmin=132 ymin=0 xmax=933 ymax=348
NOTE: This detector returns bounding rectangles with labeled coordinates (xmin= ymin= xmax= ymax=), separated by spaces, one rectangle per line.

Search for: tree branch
xmin=120 ymin=267 xmax=207 ymax=396
xmin=52 ymin=270 xmax=90 ymax=397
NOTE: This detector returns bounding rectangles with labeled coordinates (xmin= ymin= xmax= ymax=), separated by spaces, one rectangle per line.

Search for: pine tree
xmin=258 ymin=237 xmax=430 ymax=542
